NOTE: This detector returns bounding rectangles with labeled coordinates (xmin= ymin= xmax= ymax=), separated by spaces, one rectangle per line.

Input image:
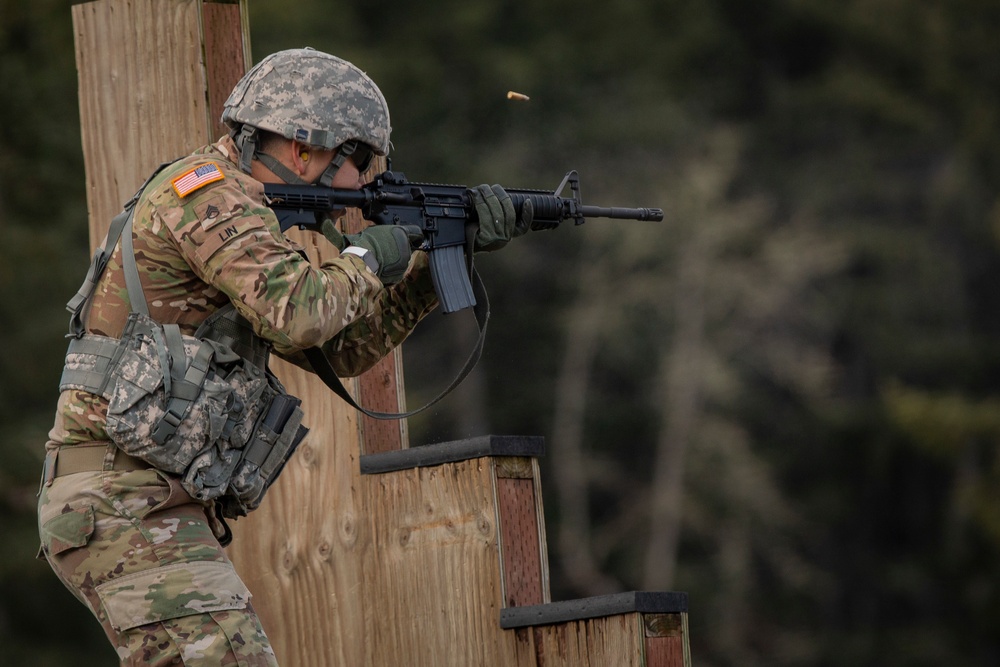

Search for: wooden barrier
xmin=502 ymin=592 xmax=691 ymax=667
xmin=360 ymin=437 xmax=692 ymax=667
xmin=73 ymin=2 xmax=692 ymax=664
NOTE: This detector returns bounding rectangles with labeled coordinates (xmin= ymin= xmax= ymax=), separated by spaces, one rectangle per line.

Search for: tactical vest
xmin=58 ymin=163 xmax=307 ymax=519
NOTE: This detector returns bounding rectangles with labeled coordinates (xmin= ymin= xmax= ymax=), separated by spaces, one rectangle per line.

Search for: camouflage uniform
xmin=39 ymin=132 xmax=438 ymax=664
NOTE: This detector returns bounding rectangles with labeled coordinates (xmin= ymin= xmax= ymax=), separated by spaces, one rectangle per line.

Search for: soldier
xmin=38 ymin=48 xmax=530 ymax=666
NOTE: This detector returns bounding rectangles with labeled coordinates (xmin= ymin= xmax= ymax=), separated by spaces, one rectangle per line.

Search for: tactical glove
xmin=344 ymin=225 xmax=424 ymax=285
xmin=470 ymin=184 xmax=534 ymax=252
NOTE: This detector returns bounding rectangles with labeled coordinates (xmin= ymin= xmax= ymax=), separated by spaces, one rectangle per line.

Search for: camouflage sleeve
xmin=152 ymin=167 xmax=386 ymax=350
xmin=274 ymin=250 xmax=439 ymax=376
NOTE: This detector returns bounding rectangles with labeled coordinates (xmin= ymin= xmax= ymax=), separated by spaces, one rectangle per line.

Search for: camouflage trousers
xmin=37 ymin=444 xmax=278 ymax=666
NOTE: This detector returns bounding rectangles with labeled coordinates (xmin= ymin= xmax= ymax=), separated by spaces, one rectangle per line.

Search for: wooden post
xmin=72 ymin=0 xmax=250 ymax=249
xmin=72 ymin=2 xmax=405 ymax=663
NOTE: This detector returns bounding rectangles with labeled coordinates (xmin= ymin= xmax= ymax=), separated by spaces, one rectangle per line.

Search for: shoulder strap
xmin=119 ymin=211 xmax=150 ymax=317
xmin=65 ymin=161 xmax=176 ymax=337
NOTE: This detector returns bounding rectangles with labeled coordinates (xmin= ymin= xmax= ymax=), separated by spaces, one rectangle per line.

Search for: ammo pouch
xmin=60 ymin=163 xmax=307 ymax=518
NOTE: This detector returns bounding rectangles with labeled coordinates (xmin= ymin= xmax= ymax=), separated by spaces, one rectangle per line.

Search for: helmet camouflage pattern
xmin=222 ymin=48 xmax=391 ymax=156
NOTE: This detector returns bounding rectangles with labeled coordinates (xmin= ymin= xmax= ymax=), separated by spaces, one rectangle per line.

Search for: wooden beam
xmin=202 ymin=1 xmax=251 ymax=141
xmin=340 ymin=191 xmax=409 ymax=453
xmin=72 ymin=0 xmax=249 ymax=250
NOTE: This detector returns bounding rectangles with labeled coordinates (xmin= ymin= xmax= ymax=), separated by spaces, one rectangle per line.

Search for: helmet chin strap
xmin=234 ymin=125 xmax=260 ymax=175
xmin=315 ymin=140 xmax=358 ymax=187
xmin=255 ymin=152 xmax=311 ymax=185
xmin=232 ymin=125 xmax=357 ymax=187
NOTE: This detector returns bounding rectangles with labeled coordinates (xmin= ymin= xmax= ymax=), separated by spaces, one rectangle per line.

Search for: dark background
xmin=2 ymin=1 xmax=999 ymax=664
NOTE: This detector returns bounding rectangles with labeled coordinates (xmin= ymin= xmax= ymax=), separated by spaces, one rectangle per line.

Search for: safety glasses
xmin=350 ymin=143 xmax=374 ymax=173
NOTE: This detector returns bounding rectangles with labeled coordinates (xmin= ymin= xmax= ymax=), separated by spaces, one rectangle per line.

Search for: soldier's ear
xmin=290 ymin=139 xmax=310 ymax=175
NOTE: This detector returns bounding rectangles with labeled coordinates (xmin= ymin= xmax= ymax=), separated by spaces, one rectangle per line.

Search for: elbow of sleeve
xmin=284 ymin=325 xmax=331 ymax=350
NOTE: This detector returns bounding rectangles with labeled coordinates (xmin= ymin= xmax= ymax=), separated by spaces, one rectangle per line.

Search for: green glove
xmin=470 ymin=184 xmax=534 ymax=252
xmin=344 ymin=225 xmax=424 ymax=285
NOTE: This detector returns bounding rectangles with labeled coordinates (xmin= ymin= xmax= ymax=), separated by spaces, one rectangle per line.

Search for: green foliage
xmin=3 ymin=0 xmax=1000 ymax=665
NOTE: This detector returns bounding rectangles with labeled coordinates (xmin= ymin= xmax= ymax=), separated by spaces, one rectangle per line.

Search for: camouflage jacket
xmin=49 ymin=136 xmax=438 ymax=446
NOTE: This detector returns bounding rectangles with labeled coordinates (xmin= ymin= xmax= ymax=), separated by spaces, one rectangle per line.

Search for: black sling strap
xmin=304 ymin=266 xmax=490 ymax=420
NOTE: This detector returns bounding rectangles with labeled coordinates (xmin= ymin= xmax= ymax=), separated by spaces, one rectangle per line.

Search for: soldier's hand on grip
xmin=344 ymin=225 xmax=423 ymax=285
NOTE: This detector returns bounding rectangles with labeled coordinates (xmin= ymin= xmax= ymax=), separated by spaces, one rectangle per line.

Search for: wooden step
xmin=502 ymin=592 xmax=691 ymax=667
xmin=360 ymin=434 xmax=545 ymax=474
xmin=362 ymin=435 xmax=550 ymax=609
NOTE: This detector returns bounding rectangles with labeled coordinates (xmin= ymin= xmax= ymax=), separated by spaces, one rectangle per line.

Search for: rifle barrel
xmin=578 ymin=205 xmax=664 ymax=221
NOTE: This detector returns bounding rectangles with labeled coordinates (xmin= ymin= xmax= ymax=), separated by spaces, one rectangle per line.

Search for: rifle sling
xmin=304 ymin=266 xmax=490 ymax=420
xmin=66 ymin=162 xmax=180 ymax=338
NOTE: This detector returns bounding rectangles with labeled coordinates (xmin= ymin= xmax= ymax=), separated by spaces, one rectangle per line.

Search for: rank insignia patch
xmin=172 ymin=162 xmax=225 ymax=197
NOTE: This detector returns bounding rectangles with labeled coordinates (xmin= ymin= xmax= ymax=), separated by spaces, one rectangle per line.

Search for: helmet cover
xmin=222 ymin=48 xmax=391 ymax=155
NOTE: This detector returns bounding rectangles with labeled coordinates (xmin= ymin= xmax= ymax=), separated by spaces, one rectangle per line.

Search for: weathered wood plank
xmin=644 ymin=612 xmax=692 ymax=667
xmin=531 ymin=615 xmax=647 ymax=667
xmin=356 ymin=348 xmax=407 ymax=454
xmin=496 ymin=474 xmax=545 ymax=607
xmin=362 ymin=459 xmax=528 ymax=666
xmin=202 ymin=0 xmax=250 ymax=141
xmin=72 ymin=0 xmax=223 ymax=249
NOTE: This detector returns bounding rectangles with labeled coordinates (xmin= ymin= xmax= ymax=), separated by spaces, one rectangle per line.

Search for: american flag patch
xmin=171 ymin=162 xmax=225 ymax=197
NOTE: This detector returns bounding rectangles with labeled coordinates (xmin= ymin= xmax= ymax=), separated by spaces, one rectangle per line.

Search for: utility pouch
xmin=100 ymin=312 xmax=307 ymax=517
xmin=62 ymin=311 xmax=308 ymax=517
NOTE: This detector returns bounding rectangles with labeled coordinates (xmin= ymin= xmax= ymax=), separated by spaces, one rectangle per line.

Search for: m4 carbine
xmin=265 ymin=169 xmax=664 ymax=313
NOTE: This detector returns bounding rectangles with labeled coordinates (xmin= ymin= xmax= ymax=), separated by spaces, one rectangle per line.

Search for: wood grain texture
xmin=362 ymin=459 xmax=526 ymax=666
xmin=531 ymin=615 xmax=646 ymax=667
xmin=202 ymin=0 xmax=249 ymax=141
xmin=644 ymin=613 xmax=692 ymax=667
xmin=356 ymin=347 xmax=407 ymax=454
xmin=73 ymin=0 xmax=219 ymax=249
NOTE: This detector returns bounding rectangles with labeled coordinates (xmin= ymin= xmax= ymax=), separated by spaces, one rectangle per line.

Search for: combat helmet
xmin=222 ymin=47 xmax=391 ymax=186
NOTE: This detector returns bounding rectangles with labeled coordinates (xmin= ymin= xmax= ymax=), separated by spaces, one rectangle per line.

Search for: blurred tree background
xmin=2 ymin=0 xmax=1000 ymax=664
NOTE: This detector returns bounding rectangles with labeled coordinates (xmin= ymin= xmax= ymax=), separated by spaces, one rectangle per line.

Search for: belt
xmin=47 ymin=443 xmax=149 ymax=479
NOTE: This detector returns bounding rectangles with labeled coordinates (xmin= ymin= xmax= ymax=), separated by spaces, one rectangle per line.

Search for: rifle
xmin=264 ymin=168 xmax=663 ymax=314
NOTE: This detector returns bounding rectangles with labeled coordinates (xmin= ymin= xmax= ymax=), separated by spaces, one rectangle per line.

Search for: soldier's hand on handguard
xmin=470 ymin=184 xmax=534 ymax=252
xmin=343 ymin=225 xmax=424 ymax=285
